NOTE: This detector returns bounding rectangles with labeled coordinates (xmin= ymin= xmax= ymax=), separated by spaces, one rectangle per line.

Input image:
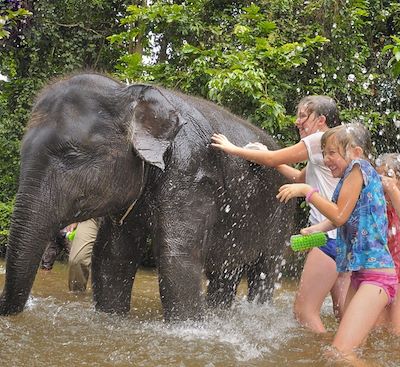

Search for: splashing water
xmin=0 ymin=261 xmax=398 ymax=366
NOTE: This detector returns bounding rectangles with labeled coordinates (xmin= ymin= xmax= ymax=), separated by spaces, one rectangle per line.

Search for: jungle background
xmin=0 ymin=0 xmax=399 ymax=265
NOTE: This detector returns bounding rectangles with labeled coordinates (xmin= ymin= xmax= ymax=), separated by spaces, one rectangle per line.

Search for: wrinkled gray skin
xmin=0 ymin=73 xmax=295 ymax=320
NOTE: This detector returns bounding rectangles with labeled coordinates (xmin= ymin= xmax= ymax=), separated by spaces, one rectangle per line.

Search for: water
xmin=0 ymin=260 xmax=399 ymax=366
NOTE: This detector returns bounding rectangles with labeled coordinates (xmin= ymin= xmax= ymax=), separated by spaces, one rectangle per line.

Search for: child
xmin=211 ymin=95 xmax=350 ymax=333
xmin=376 ymin=153 xmax=400 ymax=334
xmin=277 ymin=123 xmax=397 ymax=359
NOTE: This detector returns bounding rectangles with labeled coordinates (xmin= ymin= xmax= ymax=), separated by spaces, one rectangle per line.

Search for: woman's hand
xmin=300 ymin=227 xmax=315 ymax=235
xmin=243 ymin=142 xmax=269 ymax=151
xmin=301 ymin=219 xmax=335 ymax=234
xmin=64 ymin=223 xmax=78 ymax=233
xmin=276 ymin=183 xmax=311 ymax=203
xmin=211 ymin=133 xmax=239 ymax=154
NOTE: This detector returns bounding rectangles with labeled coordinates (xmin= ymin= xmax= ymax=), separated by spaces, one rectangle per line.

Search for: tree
xmin=0 ymin=6 xmax=31 ymax=40
xmin=109 ymin=0 xmax=400 ymax=151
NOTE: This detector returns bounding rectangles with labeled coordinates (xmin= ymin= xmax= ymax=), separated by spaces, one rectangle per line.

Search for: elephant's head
xmin=0 ymin=73 xmax=184 ymax=315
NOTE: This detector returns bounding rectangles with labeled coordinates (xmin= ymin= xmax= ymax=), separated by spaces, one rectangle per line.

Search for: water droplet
xmin=347 ymin=74 xmax=356 ymax=82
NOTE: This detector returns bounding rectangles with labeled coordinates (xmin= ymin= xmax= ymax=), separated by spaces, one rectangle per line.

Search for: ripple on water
xmin=0 ymin=269 xmax=398 ymax=366
xmin=0 ymin=291 xmax=304 ymax=366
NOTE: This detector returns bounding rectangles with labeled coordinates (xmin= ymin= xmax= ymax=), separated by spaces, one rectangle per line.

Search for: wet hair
xmin=375 ymin=153 xmax=400 ymax=179
xmin=297 ymin=95 xmax=340 ymax=128
xmin=321 ymin=122 xmax=373 ymax=161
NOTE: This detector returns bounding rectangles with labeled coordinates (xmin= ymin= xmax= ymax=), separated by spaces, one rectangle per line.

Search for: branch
xmin=52 ymin=22 xmax=103 ymax=36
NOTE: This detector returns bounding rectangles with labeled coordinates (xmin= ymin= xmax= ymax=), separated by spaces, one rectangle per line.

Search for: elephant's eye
xmin=55 ymin=141 xmax=91 ymax=165
xmin=55 ymin=141 xmax=79 ymax=156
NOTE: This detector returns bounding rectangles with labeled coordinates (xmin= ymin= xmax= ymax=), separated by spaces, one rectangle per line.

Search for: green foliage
xmin=0 ymin=7 xmax=32 ymax=39
xmin=110 ymin=0 xmax=400 ymax=151
xmin=110 ymin=1 xmax=331 ymax=139
xmin=0 ymin=200 xmax=13 ymax=250
xmin=383 ymin=35 xmax=400 ymax=77
xmin=382 ymin=1 xmax=400 ymax=79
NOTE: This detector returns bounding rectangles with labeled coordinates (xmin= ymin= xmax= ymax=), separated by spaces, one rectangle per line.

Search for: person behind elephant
xmin=41 ymin=219 xmax=98 ymax=292
xmin=375 ymin=153 xmax=400 ymax=334
xmin=40 ymin=225 xmax=74 ymax=271
xmin=276 ymin=123 xmax=397 ymax=362
xmin=68 ymin=218 xmax=99 ymax=292
xmin=211 ymin=95 xmax=350 ymax=333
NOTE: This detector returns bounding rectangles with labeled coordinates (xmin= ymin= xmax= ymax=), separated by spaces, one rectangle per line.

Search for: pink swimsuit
xmin=351 ymin=270 xmax=398 ymax=304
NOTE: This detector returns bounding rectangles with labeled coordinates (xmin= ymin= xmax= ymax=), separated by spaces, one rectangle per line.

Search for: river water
xmin=0 ymin=260 xmax=398 ymax=367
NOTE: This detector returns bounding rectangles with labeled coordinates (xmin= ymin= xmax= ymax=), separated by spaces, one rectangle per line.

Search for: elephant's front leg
xmin=157 ymin=195 xmax=215 ymax=321
xmin=92 ymin=217 xmax=147 ymax=314
xmin=158 ymin=251 xmax=204 ymax=321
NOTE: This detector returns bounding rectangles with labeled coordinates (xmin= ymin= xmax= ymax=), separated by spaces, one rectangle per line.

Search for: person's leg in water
xmin=374 ymin=281 xmax=400 ymax=334
xmin=68 ymin=219 xmax=98 ymax=292
xmin=330 ymin=271 xmax=351 ymax=320
xmin=387 ymin=290 xmax=400 ymax=334
xmin=294 ymin=246 xmax=349 ymax=333
xmin=331 ymin=270 xmax=397 ymax=360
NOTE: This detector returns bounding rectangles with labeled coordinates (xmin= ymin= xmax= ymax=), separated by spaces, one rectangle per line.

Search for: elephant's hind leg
xmin=206 ymin=268 xmax=243 ymax=309
xmin=247 ymin=255 xmax=280 ymax=304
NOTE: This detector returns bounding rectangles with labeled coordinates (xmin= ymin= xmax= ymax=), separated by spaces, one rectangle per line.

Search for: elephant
xmin=0 ymin=72 xmax=296 ymax=320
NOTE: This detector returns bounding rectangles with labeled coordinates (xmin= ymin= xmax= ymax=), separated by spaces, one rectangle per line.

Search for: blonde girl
xmin=277 ymin=123 xmax=397 ymax=359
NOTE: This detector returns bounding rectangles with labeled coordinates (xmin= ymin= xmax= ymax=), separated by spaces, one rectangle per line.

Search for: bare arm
xmin=277 ymin=165 xmax=363 ymax=227
xmin=300 ymin=219 xmax=336 ymax=234
xmin=64 ymin=223 xmax=78 ymax=232
xmin=276 ymin=165 xmax=306 ymax=183
xmin=241 ymin=141 xmax=306 ymax=182
xmin=382 ymin=176 xmax=400 ymax=216
xmin=211 ymin=133 xmax=308 ymax=167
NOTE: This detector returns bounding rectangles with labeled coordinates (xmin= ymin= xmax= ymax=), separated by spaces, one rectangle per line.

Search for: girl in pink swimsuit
xmin=376 ymin=153 xmax=400 ymax=334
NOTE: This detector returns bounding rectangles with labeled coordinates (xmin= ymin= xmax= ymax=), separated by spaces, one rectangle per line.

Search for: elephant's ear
xmin=128 ymin=85 xmax=185 ymax=171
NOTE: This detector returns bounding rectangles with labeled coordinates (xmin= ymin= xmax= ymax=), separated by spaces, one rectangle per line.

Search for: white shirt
xmin=302 ymin=131 xmax=339 ymax=239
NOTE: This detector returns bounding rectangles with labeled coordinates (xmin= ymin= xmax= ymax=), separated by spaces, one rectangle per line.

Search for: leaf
xmin=233 ymin=24 xmax=250 ymax=35
xmin=393 ymin=62 xmax=400 ymax=78
xmin=258 ymin=21 xmax=276 ymax=35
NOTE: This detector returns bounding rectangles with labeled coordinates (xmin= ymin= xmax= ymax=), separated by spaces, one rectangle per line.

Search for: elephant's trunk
xmin=0 ymin=190 xmax=58 ymax=315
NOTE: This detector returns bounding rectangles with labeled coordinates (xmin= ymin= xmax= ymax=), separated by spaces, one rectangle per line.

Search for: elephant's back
xmin=28 ymin=73 xmax=123 ymax=129
xmin=191 ymin=97 xmax=275 ymax=146
xmin=158 ymin=88 xmax=279 ymax=151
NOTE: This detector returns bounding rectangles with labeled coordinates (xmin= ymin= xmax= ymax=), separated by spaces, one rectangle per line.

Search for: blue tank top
xmin=332 ymin=159 xmax=394 ymax=272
